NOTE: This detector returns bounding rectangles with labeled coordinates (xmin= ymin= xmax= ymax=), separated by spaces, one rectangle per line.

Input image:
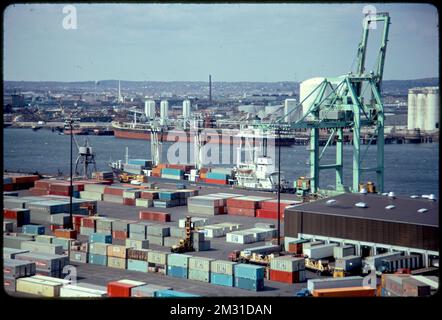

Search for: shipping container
xmin=189 ymin=257 xmax=214 ymax=272
xmin=60 ymin=284 xmax=107 ymax=297
xmin=107 ymin=279 xmax=146 ymax=297
xmin=127 ymin=248 xmax=149 ymax=261
xmin=20 ymin=241 xmax=64 ymax=255
xmin=168 ymin=253 xmax=192 ymax=268
xmin=154 ymin=289 xmax=200 ymax=297
xmin=125 ymin=238 xmax=149 ymax=250
xmin=234 ymin=264 xmax=265 ymax=280
xmin=131 ymin=284 xmax=172 ymax=297
xmin=22 ymin=224 xmax=45 ymax=235
xmin=307 ymin=276 xmax=364 ymax=292
xmin=107 ymin=245 xmax=129 ymax=259
xmin=88 ymin=253 xmax=107 ymax=266
xmin=167 ymin=265 xmax=188 ymax=279
xmin=107 ymin=256 xmax=127 ymax=269
xmin=211 ymin=272 xmax=234 ymax=287
xmin=90 ymin=233 xmax=112 ymax=244
xmin=270 ymin=256 xmax=305 ymax=272
xmin=335 ymin=255 xmax=363 ymax=272
xmin=303 ymin=243 xmax=337 ymax=259
xmin=188 ymin=269 xmax=210 ymax=282
xmin=312 ymin=286 xmax=376 ymax=297
xmin=333 ymin=245 xmax=355 ymax=259
xmin=147 ymin=250 xmax=168 ymax=265
xmin=234 ymin=277 xmax=264 ymax=291
xmin=69 ymin=250 xmax=88 ymax=263
xmin=210 ymin=260 xmax=238 ymax=276
xmin=127 ymin=259 xmax=148 ymax=272
xmin=16 ymin=277 xmax=62 ymax=297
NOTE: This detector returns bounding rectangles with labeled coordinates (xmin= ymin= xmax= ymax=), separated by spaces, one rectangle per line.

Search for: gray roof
xmin=286 ymin=193 xmax=439 ymax=227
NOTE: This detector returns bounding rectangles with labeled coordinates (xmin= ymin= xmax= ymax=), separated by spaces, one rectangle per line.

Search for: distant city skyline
xmin=4 ymin=3 xmax=439 ymax=82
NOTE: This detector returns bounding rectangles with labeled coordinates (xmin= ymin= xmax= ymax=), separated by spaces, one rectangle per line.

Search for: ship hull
xmin=113 ymin=127 xmax=295 ymax=146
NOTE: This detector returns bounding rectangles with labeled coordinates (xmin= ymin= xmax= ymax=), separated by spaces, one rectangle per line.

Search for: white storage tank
xmin=407 ymin=89 xmax=418 ymax=130
xmin=144 ymin=100 xmax=156 ymax=119
xmin=182 ymin=99 xmax=191 ymax=119
xmin=416 ymin=92 xmax=427 ymax=130
xmin=160 ymin=100 xmax=169 ymax=125
xmin=425 ymin=87 xmax=439 ymax=131
xmin=284 ymin=98 xmax=298 ymax=123
xmin=300 ymin=77 xmax=326 ymax=118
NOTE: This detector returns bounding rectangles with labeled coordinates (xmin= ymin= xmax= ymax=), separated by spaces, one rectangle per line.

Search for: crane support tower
xmin=258 ymin=12 xmax=390 ymax=194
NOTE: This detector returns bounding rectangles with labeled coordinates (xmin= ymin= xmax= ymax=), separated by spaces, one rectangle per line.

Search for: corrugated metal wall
xmin=285 ymin=210 xmax=439 ymax=251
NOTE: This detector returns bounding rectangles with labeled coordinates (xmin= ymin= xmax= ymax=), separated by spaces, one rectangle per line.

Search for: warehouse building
xmin=284 ymin=193 xmax=439 ymax=267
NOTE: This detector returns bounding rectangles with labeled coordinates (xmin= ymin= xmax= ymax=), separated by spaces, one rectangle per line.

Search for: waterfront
xmin=3 ymin=128 xmax=439 ymax=196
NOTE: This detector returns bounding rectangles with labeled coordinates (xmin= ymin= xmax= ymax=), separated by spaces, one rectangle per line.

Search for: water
xmin=3 ymin=128 xmax=439 ymax=196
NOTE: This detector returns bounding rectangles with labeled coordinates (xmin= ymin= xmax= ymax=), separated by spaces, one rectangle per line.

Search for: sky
xmin=3 ymin=3 xmax=439 ymax=82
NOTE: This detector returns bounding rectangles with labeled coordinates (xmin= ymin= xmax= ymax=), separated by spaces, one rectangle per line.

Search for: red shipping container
xmin=104 ymin=187 xmax=125 ymax=196
xmin=140 ymin=191 xmax=158 ymax=200
xmin=12 ymin=175 xmax=39 ymax=184
xmin=4 ymin=184 xmax=14 ymax=191
xmin=227 ymin=207 xmax=256 ymax=216
xmin=205 ymin=178 xmax=227 ymax=185
xmin=256 ymin=209 xmax=284 ymax=220
xmin=50 ymin=225 xmax=64 ymax=232
xmin=288 ymin=243 xmax=303 ymax=254
xmin=107 ymin=281 xmax=134 ymax=297
xmin=29 ymin=187 xmax=50 ymax=196
xmin=226 ymin=198 xmax=259 ymax=209
xmin=269 ymin=269 xmax=299 ymax=283
xmin=34 ymin=180 xmax=53 ymax=189
xmin=112 ymin=230 xmax=128 ymax=240
xmin=123 ymin=198 xmax=135 ymax=206
xmin=81 ymin=217 xmax=96 ymax=228
xmin=260 ymin=200 xmax=294 ymax=212
xmin=72 ymin=215 xmax=84 ymax=226
xmin=54 ymin=229 xmax=77 ymax=239
xmin=139 ymin=210 xmax=170 ymax=222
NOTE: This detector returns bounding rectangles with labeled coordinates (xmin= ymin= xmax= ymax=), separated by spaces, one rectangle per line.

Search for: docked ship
xmin=112 ymin=121 xmax=296 ymax=146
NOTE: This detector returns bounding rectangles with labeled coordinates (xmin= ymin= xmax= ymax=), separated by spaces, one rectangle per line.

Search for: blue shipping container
xmin=234 ymin=277 xmax=264 ymax=291
xmin=22 ymin=224 xmax=45 ymax=235
xmin=206 ymin=172 xmax=228 ymax=180
xmin=167 ymin=265 xmax=188 ymax=279
xmin=211 ymin=273 xmax=234 ymax=287
xmin=128 ymin=159 xmax=150 ymax=166
xmin=161 ymin=168 xmax=184 ymax=176
xmin=90 ymin=233 xmax=112 ymax=244
xmin=88 ymin=254 xmax=107 ymax=266
xmin=154 ymin=289 xmax=200 ymax=297
xmin=127 ymin=259 xmax=148 ymax=272
xmin=234 ymin=264 xmax=265 ymax=280
xmin=158 ymin=192 xmax=180 ymax=201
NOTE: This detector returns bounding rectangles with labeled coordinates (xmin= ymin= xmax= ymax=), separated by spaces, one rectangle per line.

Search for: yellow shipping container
xmin=106 ymin=245 xmax=128 ymax=259
xmin=107 ymin=256 xmax=127 ymax=269
xmin=16 ymin=277 xmax=62 ymax=297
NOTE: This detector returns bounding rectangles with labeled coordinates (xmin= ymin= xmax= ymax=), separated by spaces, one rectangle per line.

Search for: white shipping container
xmin=200 ymin=226 xmax=226 ymax=238
xmin=270 ymin=256 xmax=305 ymax=272
xmin=16 ymin=277 xmax=62 ymax=297
xmin=60 ymin=285 xmax=107 ymax=297
xmin=188 ymin=257 xmax=214 ymax=272
xmin=125 ymin=239 xmax=149 ymax=250
xmin=147 ymin=250 xmax=168 ymax=265
xmin=20 ymin=241 xmax=64 ymax=255
xmin=226 ymin=231 xmax=255 ymax=244
xmin=303 ymin=243 xmax=337 ymax=259
xmin=210 ymin=260 xmax=237 ymax=275
xmin=307 ymin=276 xmax=364 ymax=292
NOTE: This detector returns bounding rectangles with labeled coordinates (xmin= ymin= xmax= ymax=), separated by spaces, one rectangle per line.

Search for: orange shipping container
xmin=312 ymin=286 xmax=376 ymax=297
xmin=54 ymin=229 xmax=77 ymax=239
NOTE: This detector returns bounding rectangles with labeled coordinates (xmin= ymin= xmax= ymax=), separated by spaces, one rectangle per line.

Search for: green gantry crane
xmin=256 ymin=12 xmax=391 ymax=194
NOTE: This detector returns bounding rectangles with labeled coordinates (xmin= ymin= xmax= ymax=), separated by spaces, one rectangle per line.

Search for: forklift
xmin=171 ymin=216 xmax=195 ymax=253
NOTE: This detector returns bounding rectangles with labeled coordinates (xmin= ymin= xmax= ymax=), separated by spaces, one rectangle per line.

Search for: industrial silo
xmin=407 ymin=89 xmax=418 ymax=130
xmin=182 ymin=99 xmax=191 ymax=119
xmin=416 ymin=91 xmax=427 ymax=130
xmin=160 ymin=100 xmax=169 ymax=125
xmin=425 ymin=87 xmax=439 ymax=131
xmin=300 ymin=77 xmax=326 ymax=118
xmin=284 ymin=98 xmax=297 ymax=123
xmin=144 ymin=100 xmax=156 ymax=119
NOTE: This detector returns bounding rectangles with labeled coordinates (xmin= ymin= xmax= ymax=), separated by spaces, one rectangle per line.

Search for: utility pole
xmin=64 ymin=118 xmax=79 ymax=230
xmin=277 ymin=128 xmax=281 ymax=247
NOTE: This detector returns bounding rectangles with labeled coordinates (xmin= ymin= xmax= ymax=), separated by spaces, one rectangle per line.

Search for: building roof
xmin=286 ymin=193 xmax=438 ymax=227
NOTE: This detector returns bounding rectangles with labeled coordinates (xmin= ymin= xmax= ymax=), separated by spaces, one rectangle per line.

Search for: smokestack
xmin=209 ymin=74 xmax=212 ymax=103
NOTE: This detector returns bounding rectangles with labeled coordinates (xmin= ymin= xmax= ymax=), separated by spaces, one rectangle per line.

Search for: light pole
xmin=277 ymin=128 xmax=281 ymax=247
xmin=64 ymin=118 xmax=76 ymax=230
